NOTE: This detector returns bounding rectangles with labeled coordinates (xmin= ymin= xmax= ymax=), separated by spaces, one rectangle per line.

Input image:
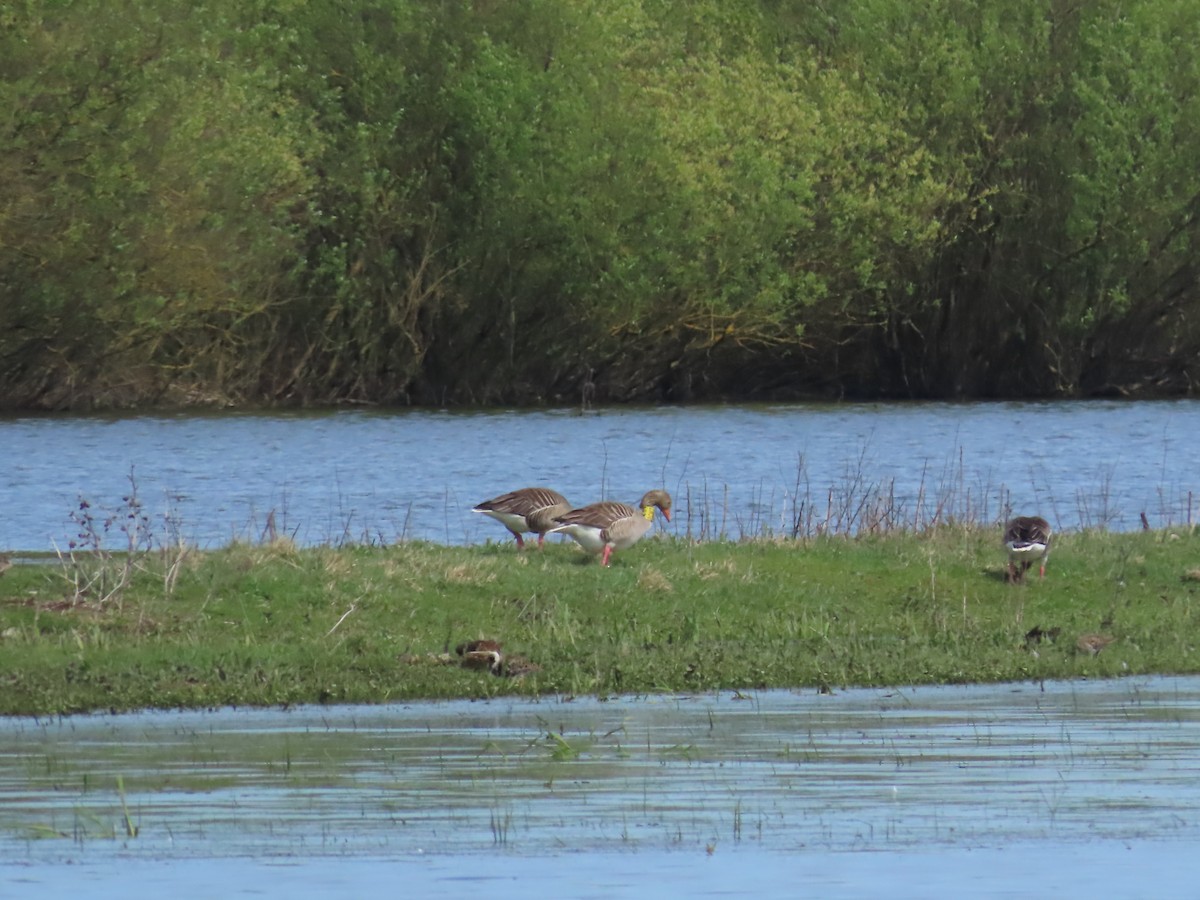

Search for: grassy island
xmin=2 ymin=526 xmax=1198 ymax=716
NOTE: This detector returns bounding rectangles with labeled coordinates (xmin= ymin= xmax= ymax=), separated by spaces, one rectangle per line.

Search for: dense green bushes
xmin=3 ymin=0 xmax=1198 ymax=409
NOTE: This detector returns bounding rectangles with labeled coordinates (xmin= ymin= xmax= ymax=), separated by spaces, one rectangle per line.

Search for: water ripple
xmin=2 ymin=400 xmax=1199 ymax=550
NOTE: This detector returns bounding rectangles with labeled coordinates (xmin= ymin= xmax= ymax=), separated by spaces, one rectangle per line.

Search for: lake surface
xmin=2 ymin=400 xmax=1199 ymax=552
xmin=4 ymin=677 xmax=1200 ymax=898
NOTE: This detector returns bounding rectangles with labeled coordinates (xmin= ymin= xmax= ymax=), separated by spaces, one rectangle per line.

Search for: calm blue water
xmin=4 ymin=678 xmax=1200 ymax=898
xmin=9 ymin=846 xmax=1199 ymax=900
xmin=1 ymin=400 xmax=1198 ymax=551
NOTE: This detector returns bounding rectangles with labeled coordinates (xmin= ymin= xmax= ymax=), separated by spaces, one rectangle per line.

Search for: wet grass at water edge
xmin=1 ymin=527 xmax=1200 ymax=715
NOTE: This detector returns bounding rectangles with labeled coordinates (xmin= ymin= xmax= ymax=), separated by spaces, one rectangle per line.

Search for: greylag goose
xmin=472 ymin=487 xmax=572 ymax=549
xmin=550 ymin=489 xmax=672 ymax=566
xmin=1004 ymin=515 xmax=1051 ymax=583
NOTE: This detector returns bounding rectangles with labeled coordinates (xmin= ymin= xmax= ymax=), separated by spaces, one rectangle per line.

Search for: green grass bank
xmin=2 ymin=527 xmax=1199 ymax=716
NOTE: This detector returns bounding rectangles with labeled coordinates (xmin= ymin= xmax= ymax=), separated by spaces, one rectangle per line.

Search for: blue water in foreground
xmin=4 ymin=677 xmax=1200 ymax=898
xmin=11 ymin=843 xmax=1198 ymax=900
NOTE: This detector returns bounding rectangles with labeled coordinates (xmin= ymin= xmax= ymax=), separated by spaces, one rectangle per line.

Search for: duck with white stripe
xmin=1004 ymin=515 xmax=1051 ymax=583
xmin=550 ymin=489 xmax=672 ymax=566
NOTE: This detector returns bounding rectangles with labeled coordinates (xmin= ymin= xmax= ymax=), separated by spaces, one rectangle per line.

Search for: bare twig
xmin=326 ymin=602 xmax=359 ymax=636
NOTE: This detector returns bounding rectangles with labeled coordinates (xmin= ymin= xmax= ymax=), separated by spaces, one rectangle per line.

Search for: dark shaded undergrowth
xmin=4 ymin=1 xmax=1200 ymax=410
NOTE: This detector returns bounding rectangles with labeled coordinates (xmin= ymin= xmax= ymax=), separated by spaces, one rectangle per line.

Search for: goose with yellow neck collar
xmin=550 ymin=489 xmax=672 ymax=566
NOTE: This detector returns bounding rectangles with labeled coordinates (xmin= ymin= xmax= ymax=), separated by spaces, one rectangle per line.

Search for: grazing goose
xmin=550 ymin=489 xmax=672 ymax=567
xmin=472 ymin=487 xmax=572 ymax=549
xmin=1004 ymin=515 xmax=1051 ymax=583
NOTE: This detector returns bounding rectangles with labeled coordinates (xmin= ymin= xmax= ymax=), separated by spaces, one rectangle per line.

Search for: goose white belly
xmin=1006 ymin=540 xmax=1048 ymax=563
xmin=551 ymin=523 xmax=608 ymax=554
xmin=477 ymin=509 xmax=529 ymax=534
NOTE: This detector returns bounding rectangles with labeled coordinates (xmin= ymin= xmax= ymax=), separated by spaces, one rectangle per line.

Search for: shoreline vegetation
xmin=5 ymin=2 xmax=1200 ymax=411
xmin=1 ymin=520 xmax=1198 ymax=717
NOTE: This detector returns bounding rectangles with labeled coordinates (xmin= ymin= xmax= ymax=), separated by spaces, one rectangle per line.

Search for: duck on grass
xmin=1 ymin=510 xmax=1195 ymax=716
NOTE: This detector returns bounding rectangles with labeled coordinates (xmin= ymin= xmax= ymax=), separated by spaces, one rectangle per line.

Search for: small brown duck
xmin=455 ymin=639 xmax=503 ymax=656
xmin=500 ymin=654 xmax=542 ymax=678
xmin=550 ymin=489 xmax=672 ymax=567
xmin=1004 ymin=516 xmax=1051 ymax=583
xmin=453 ymin=639 xmax=541 ymax=677
xmin=472 ymin=487 xmax=572 ymax=549
xmin=455 ymin=639 xmax=504 ymax=674
xmin=1076 ymin=633 xmax=1115 ymax=656
xmin=1024 ymin=625 xmax=1061 ymax=648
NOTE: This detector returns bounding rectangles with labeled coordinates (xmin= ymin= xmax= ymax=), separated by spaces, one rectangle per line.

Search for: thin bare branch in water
xmin=660 ymin=430 xmax=675 ymax=497
xmin=911 ymin=462 xmax=924 ymax=531
xmin=734 ymin=483 xmax=750 ymax=540
xmin=788 ymin=453 xmax=808 ymax=540
xmin=263 ymin=510 xmax=279 ymax=544
xmin=599 ymin=441 xmax=609 ymax=501
xmin=671 ymin=451 xmax=692 ymax=544
xmin=689 ymin=481 xmax=699 ymax=541
xmin=957 ymin=446 xmax=966 ymax=519
xmin=721 ymin=483 xmax=730 ymax=541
